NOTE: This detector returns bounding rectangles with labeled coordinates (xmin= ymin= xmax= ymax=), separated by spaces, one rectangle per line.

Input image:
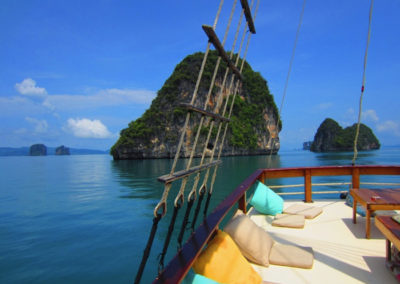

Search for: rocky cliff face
xmin=111 ymin=51 xmax=281 ymax=160
xmin=311 ymin=118 xmax=380 ymax=152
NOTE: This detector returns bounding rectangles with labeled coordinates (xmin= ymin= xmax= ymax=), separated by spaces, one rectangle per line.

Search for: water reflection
xmin=314 ymin=150 xmax=378 ymax=165
xmin=111 ymin=158 xmax=196 ymax=201
xmin=110 ymin=149 xmax=397 ymax=207
xmin=66 ymin=155 xmax=111 ymax=203
xmin=110 ymin=154 xmax=282 ymax=220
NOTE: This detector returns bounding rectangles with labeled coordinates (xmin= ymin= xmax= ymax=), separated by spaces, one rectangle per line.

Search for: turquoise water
xmin=0 ymin=148 xmax=399 ymax=283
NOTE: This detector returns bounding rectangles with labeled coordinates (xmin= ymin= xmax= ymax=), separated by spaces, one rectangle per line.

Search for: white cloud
xmin=315 ymin=102 xmax=333 ymax=110
xmin=14 ymin=128 xmax=28 ymax=134
xmin=15 ymin=78 xmax=47 ymax=96
xmin=362 ymin=109 xmax=379 ymax=122
xmin=346 ymin=108 xmax=355 ymax=116
xmin=25 ymin=117 xmax=48 ymax=133
xmin=42 ymin=88 xmax=156 ymax=111
xmin=377 ymin=120 xmax=400 ymax=136
xmin=338 ymin=108 xmax=357 ymax=127
xmin=99 ymin=88 xmax=156 ymax=104
xmin=66 ymin=118 xmax=112 ymax=138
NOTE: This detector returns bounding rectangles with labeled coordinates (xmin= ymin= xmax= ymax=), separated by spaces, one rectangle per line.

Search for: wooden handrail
xmin=262 ymin=165 xmax=400 ymax=202
xmin=154 ymin=165 xmax=400 ymax=283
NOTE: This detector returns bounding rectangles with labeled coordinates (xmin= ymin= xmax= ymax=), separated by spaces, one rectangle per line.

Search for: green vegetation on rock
xmin=310 ymin=118 xmax=380 ymax=152
xmin=111 ymin=51 xmax=281 ymax=159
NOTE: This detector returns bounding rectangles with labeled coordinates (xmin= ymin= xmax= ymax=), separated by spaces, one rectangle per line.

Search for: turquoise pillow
xmin=192 ymin=274 xmax=220 ymax=284
xmin=250 ymin=181 xmax=283 ymax=215
xmin=182 ymin=270 xmax=221 ymax=284
xmin=345 ymin=194 xmax=366 ymax=217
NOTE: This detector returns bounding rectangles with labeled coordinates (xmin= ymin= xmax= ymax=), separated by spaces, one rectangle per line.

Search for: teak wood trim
xmin=179 ymin=103 xmax=230 ymax=122
xmin=350 ymin=188 xmax=400 ymax=238
xmin=239 ymin=0 xmax=256 ymax=34
xmin=375 ymin=216 xmax=400 ymax=256
xmin=201 ymin=25 xmax=243 ymax=81
xmin=157 ymin=160 xmax=222 ymax=184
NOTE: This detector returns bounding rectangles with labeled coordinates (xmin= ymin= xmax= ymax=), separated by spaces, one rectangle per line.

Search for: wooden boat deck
xmin=247 ymin=200 xmax=398 ymax=284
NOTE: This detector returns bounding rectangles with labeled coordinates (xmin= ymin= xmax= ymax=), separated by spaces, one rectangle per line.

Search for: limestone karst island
xmin=309 ymin=118 xmax=380 ymax=152
xmin=111 ymin=51 xmax=281 ymax=160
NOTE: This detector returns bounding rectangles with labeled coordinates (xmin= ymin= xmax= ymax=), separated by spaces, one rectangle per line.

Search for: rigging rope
xmin=204 ymin=0 xmax=260 ymax=218
xmin=158 ymin=202 xmax=181 ymax=274
xmin=177 ymin=197 xmax=194 ymax=248
xmin=267 ymin=0 xmax=306 ymax=167
xmin=168 ymin=0 xmax=226 ymax=177
xmin=177 ymin=0 xmax=238 ymax=208
xmin=190 ymin=185 xmax=206 ymax=232
xmin=190 ymin=0 xmax=249 ymax=222
xmin=134 ymin=213 xmax=162 ymax=284
xmin=175 ymin=0 xmax=239 ymax=248
xmin=352 ymin=0 xmax=374 ymax=165
xmin=134 ymin=1 xmax=226 ymax=282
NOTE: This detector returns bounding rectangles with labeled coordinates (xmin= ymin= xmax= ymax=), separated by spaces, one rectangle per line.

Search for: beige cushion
xmin=224 ymin=210 xmax=275 ymax=267
xmin=283 ymin=204 xmax=323 ymax=219
xmin=272 ymin=214 xmax=305 ymax=228
xmin=269 ymin=243 xmax=314 ymax=269
xmin=193 ymin=230 xmax=262 ymax=284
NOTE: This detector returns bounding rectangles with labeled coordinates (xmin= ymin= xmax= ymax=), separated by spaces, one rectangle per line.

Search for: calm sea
xmin=1 ymin=148 xmax=399 ymax=283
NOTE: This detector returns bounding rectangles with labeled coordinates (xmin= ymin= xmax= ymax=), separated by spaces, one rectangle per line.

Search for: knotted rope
xmin=134 ymin=1 xmax=226 ymax=282
xmin=267 ymin=0 xmax=306 ymax=168
xmin=352 ymin=0 xmax=374 ymax=165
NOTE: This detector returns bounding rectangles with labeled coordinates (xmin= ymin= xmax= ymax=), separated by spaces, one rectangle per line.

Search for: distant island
xmin=309 ymin=118 xmax=380 ymax=152
xmin=29 ymin=144 xmax=70 ymax=156
xmin=30 ymin=144 xmax=47 ymax=156
xmin=0 ymin=145 xmax=108 ymax=156
xmin=55 ymin=145 xmax=70 ymax=155
xmin=111 ymin=50 xmax=281 ymax=160
xmin=303 ymin=141 xmax=312 ymax=150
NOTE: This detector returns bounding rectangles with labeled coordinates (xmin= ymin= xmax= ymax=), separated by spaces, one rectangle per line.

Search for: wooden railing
xmin=258 ymin=165 xmax=400 ymax=203
xmin=154 ymin=165 xmax=400 ymax=283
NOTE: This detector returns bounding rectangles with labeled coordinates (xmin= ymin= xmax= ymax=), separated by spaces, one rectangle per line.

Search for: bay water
xmin=1 ymin=147 xmax=399 ymax=283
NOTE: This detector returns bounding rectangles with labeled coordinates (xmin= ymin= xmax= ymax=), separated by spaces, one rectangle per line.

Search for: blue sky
xmin=1 ymin=0 xmax=399 ymax=151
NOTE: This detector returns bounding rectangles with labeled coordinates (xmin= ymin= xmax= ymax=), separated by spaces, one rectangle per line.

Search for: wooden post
xmin=259 ymin=171 xmax=265 ymax=184
xmin=352 ymin=193 xmax=357 ymax=224
xmin=366 ymin=208 xmax=371 ymax=239
xmin=238 ymin=192 xmax=247 ymax=214
xmin=352 ymin=167 xmax=360 ymax=189
xmin=387 ymin=240 xmax=392 ymax=261
xmin=304 ymin=169 xmax=312 ymax=203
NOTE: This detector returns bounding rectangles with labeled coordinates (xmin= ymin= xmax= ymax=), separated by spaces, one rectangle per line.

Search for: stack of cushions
xmin=193 ymin=230 xmax=262 ymax=284
xmin=283 ymin=204 xmax=323 ymax=219
xmin=249 ymin=181 xmax=283 ymax=215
